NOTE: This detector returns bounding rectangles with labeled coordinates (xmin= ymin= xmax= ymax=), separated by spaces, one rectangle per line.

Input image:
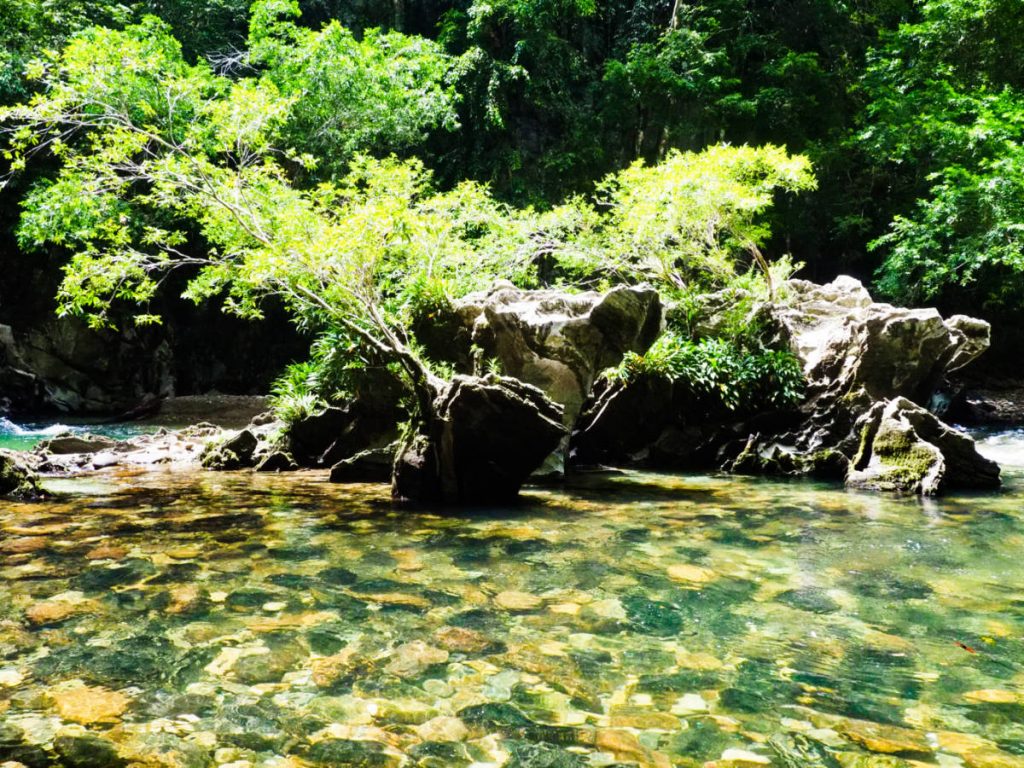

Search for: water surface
xmin=1 ymin=435 xmax=1024 ymax=767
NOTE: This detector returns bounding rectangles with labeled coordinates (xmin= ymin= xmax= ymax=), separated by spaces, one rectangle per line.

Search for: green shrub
xmin=613 ymin=332 xmax=804 ymax=414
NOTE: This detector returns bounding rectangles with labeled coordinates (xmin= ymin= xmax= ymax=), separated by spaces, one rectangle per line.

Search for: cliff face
xmin=0 ymin=249 xmax=306 ymax=415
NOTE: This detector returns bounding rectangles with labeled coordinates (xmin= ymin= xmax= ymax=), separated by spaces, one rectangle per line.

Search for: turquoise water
xmin=0 ymin=417 xmax=159 ymax=451
xmin=1 ymin=432 xmax=1024 ymax=766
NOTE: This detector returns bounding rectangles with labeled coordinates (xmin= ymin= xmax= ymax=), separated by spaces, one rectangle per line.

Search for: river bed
xmin=1 ymin=431 xmax=1024 ymax=766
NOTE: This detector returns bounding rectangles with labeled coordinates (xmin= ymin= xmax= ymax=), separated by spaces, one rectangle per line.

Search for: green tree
xmin=250 ymin=0 xmax=459 ymax=180
xmin=2 ymin=14 xmax=546 ymax=419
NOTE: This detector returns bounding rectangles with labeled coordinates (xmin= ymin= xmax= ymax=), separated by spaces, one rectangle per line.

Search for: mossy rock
xmin=0 ymin=449 xmax=41 ymax=499
xmin=200 ymin=429 xmax=259 ymax=470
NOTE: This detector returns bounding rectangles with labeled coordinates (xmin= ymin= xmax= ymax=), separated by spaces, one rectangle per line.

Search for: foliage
xmin=549 ymin=145 xmax=815 ymax=295
xmin=614 ymin=332 xmax=805 ymax=414
xmin=0 ymin=3 xmax=816 ymax=424
xmin=269 ymin=360 xmax=323 ymax=424
xmin=250 ymin=0 xmax=459 ymax=180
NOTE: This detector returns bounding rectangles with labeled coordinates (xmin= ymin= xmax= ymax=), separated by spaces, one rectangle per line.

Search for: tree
xmin=250 ymin=0 xmax=459 ymax=181
xmin=1 ymin=14 xmax=516 ymax=419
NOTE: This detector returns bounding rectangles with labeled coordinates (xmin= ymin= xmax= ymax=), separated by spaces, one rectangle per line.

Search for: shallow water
xmin=2 ymin=438 xmax=1024 ymax=766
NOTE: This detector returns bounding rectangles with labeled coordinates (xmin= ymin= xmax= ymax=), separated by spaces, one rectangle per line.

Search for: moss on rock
xmin=0 ymin=449 xmax=41 ymax=499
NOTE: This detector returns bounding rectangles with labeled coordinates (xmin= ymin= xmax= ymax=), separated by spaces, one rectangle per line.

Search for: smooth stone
xmin=504 ymin=739 xmax=587 ymax=768
xmin=776 ymin=587 xmax=840 ymax=614
xmin=494 ymin=591 xmax=543 ymax=611
xmin=415 ymin=716 xmax=469 ymax=742
xmin=667 ymin=564 xmax=716 ymax=584
xmin=50 ymin=686 xmax=130 ymax=725
xmin=720 ymin=748 xmax=772 ymax=765
xmin=609 ymin=708 xmax=681 ymax=730
xmin=0 ymin=668 xmax=24 ymax=687
xmin=837 ymin=719 xmax=933 ymax=756
xmin=434 ymin=626 xmax=495 ymax=654
xmin=25 ymin=601 xmax=81 ymax=626
xmin=167 ymin=585 xmax=206 ymax=615
xmin=304 ymin=738 xmax=400 ymax=767
xmin=422 ymin=679 xmax=453 ymax=698
xmin=595 ymin=729 xmax=672 ymax=768
xmin=311 ymin=648 xmax=359 ymax=688
xmin=85 ymin=543 xmax=128 ymax=561
xmin=54 ymin=732 xmax=127 ymax=768
xmin=233 ymin=643 xmax=306 ymax=685
xmin=963 ymin=690 xmax=1023 ymax=705
xmin=671 ymin=693 xmax=709 ymax=715
xmin=384 ymin=642 xmax=449 ymax=679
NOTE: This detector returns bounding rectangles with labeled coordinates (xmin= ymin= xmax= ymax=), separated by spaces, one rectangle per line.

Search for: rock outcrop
xmin=0 ymin=320 xmax=173 ymax=414
xmin=573 ymin=276 xmax=999 ymax=495
xmin=393 ymin=374 xmax=566 ymax=504
xmin=200 ymin=429 xmax=259 ymax=470
xmin=454 ymin=283 xmax=663 ymax=427
xmin=738 ymin=276 xmax=999 ymax=493
xmin=846 ymin=397 xmax=999 ymax=494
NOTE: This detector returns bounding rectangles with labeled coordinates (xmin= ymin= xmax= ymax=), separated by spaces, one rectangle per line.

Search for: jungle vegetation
xmin=1 ymin=0 xmax=1022 ymax=420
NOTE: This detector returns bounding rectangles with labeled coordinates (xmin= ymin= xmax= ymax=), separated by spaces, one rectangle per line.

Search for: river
xmin=1 ymin=424 xmax=1024 ymax=766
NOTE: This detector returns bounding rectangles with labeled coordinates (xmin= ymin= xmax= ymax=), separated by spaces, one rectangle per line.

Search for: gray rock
xmin=255 ymin=450 xmax=298 ymax=472
xmin=455 ymin=283 xmax=663 ymax=427
xmin=775 ymin=275 xmax=988 ymax=402
xmin=36 ymin=433 xmax=118 ymax=455
xmin=393 ymin=374 xmax=566 ymax=504
xmin=847 ymin=397 xmax=999 ymax=494
xmin=329 ymin=443 xmax=397 ymax=483
xmin=731 ymin=276 xmax=1000 ymax=492
xmin=572 ymin=275 xmax=999 ymax=495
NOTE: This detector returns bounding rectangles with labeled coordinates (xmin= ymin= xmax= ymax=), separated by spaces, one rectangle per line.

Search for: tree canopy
xmin=2 ymin=6 xmax=815 ymax=422
xmin=3 ymin=0 xmax=1023 ymax=384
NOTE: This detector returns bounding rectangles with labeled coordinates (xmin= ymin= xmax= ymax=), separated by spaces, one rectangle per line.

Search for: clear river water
xmin=2 ymin=425 xmax=1024 ymax=767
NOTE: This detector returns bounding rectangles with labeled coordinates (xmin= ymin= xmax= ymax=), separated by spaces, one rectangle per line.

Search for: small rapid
xmin=973 ymin=427 xmax=1024 ymax=468
xmin=0 ymin=417 xmax=158 ymax=451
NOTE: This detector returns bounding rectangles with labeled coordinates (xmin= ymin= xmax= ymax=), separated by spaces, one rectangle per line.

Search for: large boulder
xmin=847 ymin=397 xmax=999 ymax=494
xmin=0 ymin=449 xmax=41 ymax=498
xmin=455 ymin=283 xmax=663 ymax=427
xmin=774 ymin=276 xmax=990 ymax=403
xmin=200 ymin=429 xmax=259 ymax=470
xmin=731 ymin=276 xmax=998 ymax=491
xmin=393 ymin=374 xmax=567 ymax=504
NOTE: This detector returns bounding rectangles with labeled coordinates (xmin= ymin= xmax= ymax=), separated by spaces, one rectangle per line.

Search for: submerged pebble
xmin=0 ymin=468 xmax=1022 ymax=767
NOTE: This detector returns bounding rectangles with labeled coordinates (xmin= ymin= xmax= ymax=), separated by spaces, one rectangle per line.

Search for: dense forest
xmin=4 ymin=0 xmax=1023 ymax=312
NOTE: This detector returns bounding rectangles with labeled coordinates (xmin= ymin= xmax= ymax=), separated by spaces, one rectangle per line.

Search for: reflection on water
xmin=1 ymin=440 xmax=1024 ymax=766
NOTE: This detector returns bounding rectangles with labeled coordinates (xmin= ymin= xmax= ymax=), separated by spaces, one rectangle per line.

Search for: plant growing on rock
xmin=613 ymin=332 xmax=805 ymax=415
